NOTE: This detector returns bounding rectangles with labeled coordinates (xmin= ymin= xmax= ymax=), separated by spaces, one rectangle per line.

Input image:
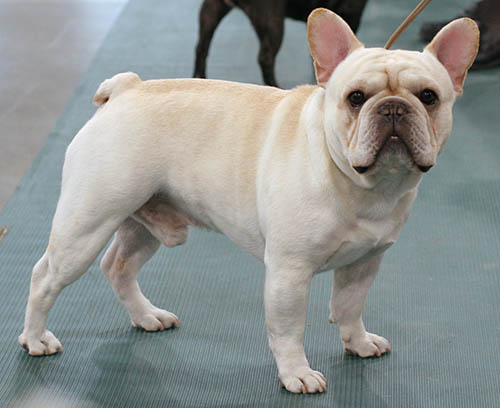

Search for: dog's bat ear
xmin=307 ymin=8 xmax=363 ymax=88
xmin=424 ymin=18 xmax=479 ymax=96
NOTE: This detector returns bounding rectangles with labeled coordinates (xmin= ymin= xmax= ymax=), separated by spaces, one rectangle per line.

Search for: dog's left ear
xmin=424 ymin=18 xmax=479 ymax=96
xmin=307 ymin=8 xmax=364 ymax=87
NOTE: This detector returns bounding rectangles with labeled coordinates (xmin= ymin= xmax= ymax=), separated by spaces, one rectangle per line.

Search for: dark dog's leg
xmin=245 ymin=5 xmax=285 ymax=87
xmin=333 ymin=0 xmax=368 ymax=32
xmin=193 ymin=0 xmax=232 ymax=79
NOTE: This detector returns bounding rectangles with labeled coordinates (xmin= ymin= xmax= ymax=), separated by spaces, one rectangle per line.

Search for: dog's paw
xmin=18 ymin=330 xmax=63 ymax=356
xmin=279 ymin=368 xmax=327 ymax=394
xmin=131 ymin=306 xmax=180 ymax=331
xmin=344 ymin=332 xmax=391 ymax=357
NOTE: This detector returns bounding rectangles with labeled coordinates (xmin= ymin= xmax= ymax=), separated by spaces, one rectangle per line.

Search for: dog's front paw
xmin=18 ymin=330 xmax=63 ymax=356
xmin=131 ymin=306 xmax=180 ymax=331
xmin=344 ymin=332 xmax=391 ymax=357
xmin=279 ymin=368 xmax=327 ymax=394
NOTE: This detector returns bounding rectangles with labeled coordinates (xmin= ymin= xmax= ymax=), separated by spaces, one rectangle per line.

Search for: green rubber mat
xmin=1 ymin=0 xmax=499 ymax=406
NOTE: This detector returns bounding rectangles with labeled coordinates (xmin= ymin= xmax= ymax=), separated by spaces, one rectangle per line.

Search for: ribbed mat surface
xmin=1 ymin=0 xmax=499 ymax=407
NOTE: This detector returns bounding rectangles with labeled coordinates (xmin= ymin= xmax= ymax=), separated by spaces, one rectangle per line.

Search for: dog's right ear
xmin=307 ymin=8 xmax=364 ymax=87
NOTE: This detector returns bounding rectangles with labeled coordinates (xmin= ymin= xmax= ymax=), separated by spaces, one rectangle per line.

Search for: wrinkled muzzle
xmin=349 ymin=96 xmax=436 ymax=173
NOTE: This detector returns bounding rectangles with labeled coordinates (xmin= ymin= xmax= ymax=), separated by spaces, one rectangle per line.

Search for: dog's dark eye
xmin=419 ymin=89 xmax=438 ymax=105
xmin=348 ymin=91 xmax=366 ymax=108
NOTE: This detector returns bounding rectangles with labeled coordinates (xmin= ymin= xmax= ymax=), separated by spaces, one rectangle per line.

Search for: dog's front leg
xmin=330 ymin=254 xmax=391 ymax=357
xmin=264 ymin=258 xmax=327 ymax=393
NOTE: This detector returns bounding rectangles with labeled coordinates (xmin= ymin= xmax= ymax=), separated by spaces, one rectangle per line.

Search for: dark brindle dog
xmin=193 ymin=0 xmax=368 ymax=86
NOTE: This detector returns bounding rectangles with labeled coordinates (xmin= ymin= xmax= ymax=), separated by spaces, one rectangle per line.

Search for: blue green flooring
xmin=1 ymin=0 xmax=499 ymax=406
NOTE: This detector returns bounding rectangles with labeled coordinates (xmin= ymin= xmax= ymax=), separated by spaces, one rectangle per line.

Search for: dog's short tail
xmin=93 ymin=72 xmax=141 ymax=106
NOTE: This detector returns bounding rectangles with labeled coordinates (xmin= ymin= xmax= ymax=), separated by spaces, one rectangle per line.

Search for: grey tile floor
xmin=0 ymin=0 xmax=127 ymax=210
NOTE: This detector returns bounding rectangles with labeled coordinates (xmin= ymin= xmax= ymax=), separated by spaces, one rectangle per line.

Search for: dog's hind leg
xmin=193 ymin=0 xmax=232 ymax=79
xmin=18 ymin=129 xmax=160 ymax=354
xmin=18 ymin=207 xmax=125 ymax=355
xmin=101 ymin=217 xmax=180 ymax=331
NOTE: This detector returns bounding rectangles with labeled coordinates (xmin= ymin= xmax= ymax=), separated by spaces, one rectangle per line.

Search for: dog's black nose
xmin=417 ymin=165 xmax=433 ymax=173
xmin=353 ymin=166 xmax=369 ymax=174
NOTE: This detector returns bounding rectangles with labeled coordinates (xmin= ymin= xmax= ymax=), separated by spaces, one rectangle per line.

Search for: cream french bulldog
xmin=19 ymin=9 xmax=478 ymax=394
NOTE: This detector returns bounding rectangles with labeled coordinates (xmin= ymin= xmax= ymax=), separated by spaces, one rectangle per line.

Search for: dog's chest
xmin=319 ymin=218 xmax=398 ymax=271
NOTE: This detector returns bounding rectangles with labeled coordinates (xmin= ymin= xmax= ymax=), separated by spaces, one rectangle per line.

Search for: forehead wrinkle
xmin=386 ymin=64 xmax=400 ymax=93
xmin=334 ymin=47 xmax=445 ymax=99
xmin=346 ymin=49 xmax=433 ymax=94
xmin=384 ymin=57 xmax=416 ymax=93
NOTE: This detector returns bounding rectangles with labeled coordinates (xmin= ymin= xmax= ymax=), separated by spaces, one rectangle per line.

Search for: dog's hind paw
xmin=18 ymin=330 xmax=63 ymax=356
xmin=344 ymin=332 xmax=391 ymax=357
xmin=131 ymin=306 xmax=180 ymax=331
xmin=279 ymin=368 xmax=327 ymax=394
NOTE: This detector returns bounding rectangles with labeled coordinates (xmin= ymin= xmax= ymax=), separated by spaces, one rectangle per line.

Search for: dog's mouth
xmin=352 ymin=135 xmax=433 ymax=174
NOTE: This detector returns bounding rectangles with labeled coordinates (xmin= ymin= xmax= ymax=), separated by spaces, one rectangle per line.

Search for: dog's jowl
xmin=19 ymin=9 xmax=478 ymax=394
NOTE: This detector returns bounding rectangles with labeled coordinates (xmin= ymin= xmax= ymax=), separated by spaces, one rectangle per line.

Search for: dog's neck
xmin=367 ymin=166 xmax=422 ymax=199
